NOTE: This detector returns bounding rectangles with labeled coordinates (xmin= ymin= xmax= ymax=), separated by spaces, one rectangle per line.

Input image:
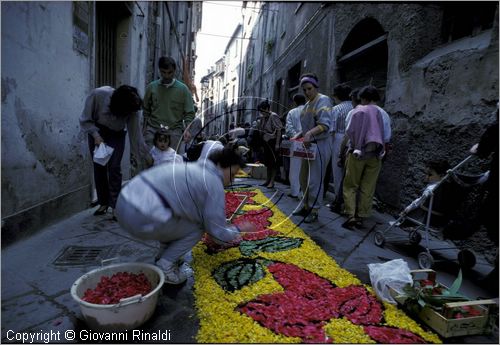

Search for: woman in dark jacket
xmin=79 ymin=85 xmax=149 ymax=218
xmin=257 ymin=100 xmax=283 ymax=189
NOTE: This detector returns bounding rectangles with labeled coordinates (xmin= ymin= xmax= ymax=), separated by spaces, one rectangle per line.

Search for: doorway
xmin=337 ymin=18 xmax=388 ymax=102
xmin=95 ymin=2 xmax=132 ymax=87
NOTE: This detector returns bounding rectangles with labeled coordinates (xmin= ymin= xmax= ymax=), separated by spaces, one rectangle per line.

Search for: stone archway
xmin=337 ymin=18 xmax=388 ymax=102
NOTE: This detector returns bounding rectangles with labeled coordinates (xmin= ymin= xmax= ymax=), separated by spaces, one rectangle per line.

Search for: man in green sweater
xmin=143 ymin=56 xmax=195 ymax=154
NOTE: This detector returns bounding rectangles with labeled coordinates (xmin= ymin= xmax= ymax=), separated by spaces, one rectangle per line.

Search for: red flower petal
xmin=82 ymin=272 xmax=152 ymax=304
xmin=364 ymin=326 xmax=426 ymax=343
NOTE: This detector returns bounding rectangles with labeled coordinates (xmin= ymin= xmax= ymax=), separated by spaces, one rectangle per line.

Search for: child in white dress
xmin=149 ymin=127 xmax=183 ymax=166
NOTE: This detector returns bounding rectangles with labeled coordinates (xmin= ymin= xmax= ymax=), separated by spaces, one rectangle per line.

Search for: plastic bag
xmin=368 ymin=259 xmax=413 ymax=304
xmin=93 ymin=143 xmax=114 ymax=166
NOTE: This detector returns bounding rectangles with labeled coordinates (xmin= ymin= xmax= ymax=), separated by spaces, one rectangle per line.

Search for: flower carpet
xmin=192 ymin=188 xmax=441 ymax=343
xmin=234 ymin=168 xmax=250 ymax=178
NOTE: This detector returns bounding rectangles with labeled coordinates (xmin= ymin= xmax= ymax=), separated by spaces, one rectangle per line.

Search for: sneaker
xmin=156 ymin=259 xmax=187 ymax=285
xmin=177 ymin=261 xmax=193 ymax=277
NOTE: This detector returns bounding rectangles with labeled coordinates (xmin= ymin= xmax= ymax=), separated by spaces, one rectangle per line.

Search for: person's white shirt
xmin=229 ymin=127 xmax=245 ymax=140
xmin=150 ymin=146 xmax=183 ymax=166
xmin=285 ymin=105 xmax=304 ymax=137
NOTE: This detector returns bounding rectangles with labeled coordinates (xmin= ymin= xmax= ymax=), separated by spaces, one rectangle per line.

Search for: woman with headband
xmin=291 ymin=73 xmax=334 ymax=223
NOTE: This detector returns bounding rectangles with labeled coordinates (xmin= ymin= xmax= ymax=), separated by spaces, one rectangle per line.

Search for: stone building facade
xmin=1 ymin=1 xmax=202 ymax=245
xmin=200 ymin=24 xmax=244 ymax=138
xmin=239 ymin=1 xmax=498 ymax=207
xmin=225 ymin=24 xmax=243 ymax=126
xmin=200 ymin=57 xmax=228 ymax=137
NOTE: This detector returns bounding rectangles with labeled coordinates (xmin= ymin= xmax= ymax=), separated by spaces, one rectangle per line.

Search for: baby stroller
xmin=373 ymin=155 xmax=490 ymax=269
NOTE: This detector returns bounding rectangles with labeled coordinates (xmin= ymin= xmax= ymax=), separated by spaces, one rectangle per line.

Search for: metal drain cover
xmin=53 ymin=245 xmax=114 ymax=266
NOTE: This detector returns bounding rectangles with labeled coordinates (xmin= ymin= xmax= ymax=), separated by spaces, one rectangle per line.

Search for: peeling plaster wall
xmin=1 ymin=2 xmax=155 ymax=245
xmin=387 ymin=30 xmax=499 ymax=206
xmin=1 ymin=2 xmax=91 ymax=218
xmin=330 ymin=3 xmax=498 ymax=207
xmin=332 ymin=3 xmax=443 ymax=73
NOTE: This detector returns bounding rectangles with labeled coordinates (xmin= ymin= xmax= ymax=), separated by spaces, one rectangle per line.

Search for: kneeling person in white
xmin=115 ymin=147 xmax=255 ymax=284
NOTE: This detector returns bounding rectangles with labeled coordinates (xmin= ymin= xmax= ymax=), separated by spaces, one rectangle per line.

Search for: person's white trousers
xmin=115 ymin=195 xmax=202 ymax=263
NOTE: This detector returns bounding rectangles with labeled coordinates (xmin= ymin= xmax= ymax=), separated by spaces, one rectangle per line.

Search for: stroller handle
xmin=446 ymin=155 xmax=473 ymax=174
xmin=434 ymin=155 xmax=474 ymax=190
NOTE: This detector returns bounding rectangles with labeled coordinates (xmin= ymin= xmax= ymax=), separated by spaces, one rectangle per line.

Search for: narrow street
xmin=2 ymin=1 xmax=498 ymax=343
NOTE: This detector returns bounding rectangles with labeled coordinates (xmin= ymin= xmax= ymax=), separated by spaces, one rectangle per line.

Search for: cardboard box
xmin=280 ymin=140 xmax=317 ymax=160
xmin=246 ymin=163 xmax=266 ymax=179
xmin=279 ymin=140 xmax=292 ymax=157
xmin=390 ymin=269 xmax=496 ymax=338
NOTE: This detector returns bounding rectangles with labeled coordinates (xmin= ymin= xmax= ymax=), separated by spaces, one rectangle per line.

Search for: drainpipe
xmin=153 ymin=3 xmax=161 ymax=79
xmin=90 ymin=2 xmax=96 ymax=89
xmin=258 ymin=3 xmax=268 ymax=99
xmin=164 ymin=2 xmax=186 ymax=66
xmin=238 ymin=7 xmax=245 ymax=123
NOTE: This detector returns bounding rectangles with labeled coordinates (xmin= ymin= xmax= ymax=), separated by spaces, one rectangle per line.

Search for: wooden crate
xmin=391 ymin=269 xmax=497 ymax=338
xmin=418 ymin=299 xmax=494 ymax=338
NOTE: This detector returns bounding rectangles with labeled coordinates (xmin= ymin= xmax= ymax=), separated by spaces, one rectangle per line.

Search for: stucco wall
xmin=1 ymin=2 xmax=91 ymax=218
xmin=329 ymin=3 xmax=498 ymax=207
xmin=332 ymin=3 xmax=443 ymax=74
xmin=1 ymin=1 xmax=160 ymax=245
xmin=388 ymin=31 xmax=499 ymax=206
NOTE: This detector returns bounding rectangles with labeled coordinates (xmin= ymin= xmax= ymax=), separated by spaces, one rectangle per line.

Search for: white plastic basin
xmin=70 ymin=262 xmax=165 ymax=332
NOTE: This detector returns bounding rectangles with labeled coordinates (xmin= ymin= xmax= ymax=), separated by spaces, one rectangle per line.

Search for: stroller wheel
xmin=458 ymin=249 xmax=476 ymax=269
xmin=418 ymin=252 xmax=434 ymax=269
xmin=409 ymin=231 xmax=422 ymax=245
xmin=374 ymin=230 xmax=385 ymax=247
